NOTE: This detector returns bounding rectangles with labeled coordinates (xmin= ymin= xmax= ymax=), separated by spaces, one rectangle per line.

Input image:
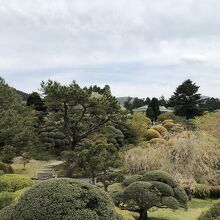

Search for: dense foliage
xmin=0 ymin=174 xmax=33 ymax=192
xmin=10 ymin=178 xmax=122 ymax=220
xmin=169 ymin=79 xmax=201 ymax=119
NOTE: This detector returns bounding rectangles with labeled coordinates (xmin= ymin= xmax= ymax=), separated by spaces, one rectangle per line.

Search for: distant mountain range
xmin=14 ymin=89 xmax=29 ymax=101
xmin=14 ymin=91 xmax=213 ymax=104
xmin=117 ymin=96 xmax=212 ymax=106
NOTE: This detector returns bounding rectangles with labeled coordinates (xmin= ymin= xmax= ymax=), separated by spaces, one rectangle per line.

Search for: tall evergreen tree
xmin=27 ymin=92 xmax=46 ymax=112
xmin=169 ymin=79 xmax=201 ymax=119
xmin=149 ymin=98 xmax=160 ymax=121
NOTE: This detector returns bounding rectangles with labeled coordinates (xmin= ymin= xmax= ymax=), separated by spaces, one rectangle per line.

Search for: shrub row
xmin=194 ymin=184 xmax=220 ymax=199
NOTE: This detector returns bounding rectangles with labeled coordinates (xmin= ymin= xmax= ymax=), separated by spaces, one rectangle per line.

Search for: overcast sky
xmin=0 ymin=0 xmax=220 ymax=98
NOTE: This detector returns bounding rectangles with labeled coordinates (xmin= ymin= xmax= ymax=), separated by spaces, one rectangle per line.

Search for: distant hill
xmin=14 ymin=89 xmax=29 ymax=101
xmin=117 ymin=97 xmax=135 ymax=105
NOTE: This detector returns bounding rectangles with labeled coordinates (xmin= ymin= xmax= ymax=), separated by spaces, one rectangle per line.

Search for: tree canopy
xmin=112 ymin=170 xmax=188 ymax=220
xmin=169 ymin=79 xmax=201 ymax=119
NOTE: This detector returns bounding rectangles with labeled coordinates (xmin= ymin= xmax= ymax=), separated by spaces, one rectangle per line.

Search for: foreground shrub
xmin=0 ymin=203 xmax=16 ymax=220
xmin=198 ymin=200 xmax=220 ymax=220
xmin=194 ymin=184 xmax=210 ymax=199
xmin=145 ymin=129 xmax=161 ymax=141
xmin=114 ymin=170 xmax=188 ymax=220
xmin=0 ymin=162 xmax=14 ymax=175
xmin=11 ymin=178 xmax=122 ymax=220
xmin=0 ymin=192 xmax=14 ymax=210
xmin=0 ymin=174 xmax=33 ymax=192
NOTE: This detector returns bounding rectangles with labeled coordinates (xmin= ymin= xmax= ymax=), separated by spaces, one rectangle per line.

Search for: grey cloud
xmin=0 ymin=0 xmax=220 ymax=97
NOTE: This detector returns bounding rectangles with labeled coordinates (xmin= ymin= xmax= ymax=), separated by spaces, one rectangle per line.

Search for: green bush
xmin=0 ymin=203 xmax=16 ymax=220
xmin=145 ymin=129 xmax=161 ymax=141
xmin=142 ymin=170 xmax=178 ymax=188
xmin=210 ymin=186 xmax=220 ymax=199
xmin=115 ymin=170 xmax=188 ymax=220
xmin=122 ymin=175 xmax=143 ymax=187
xmin=0 ymin=174 xmax=33 ymax=192
xmin=11 ymin=178 xmax=122 ymax=220
xmin=0 ymin=192 xmax=14 ymax=210
xmin=198 ymin=200 xmax=220 ymax=220
xmin=194 ymin=184 xmax=210 ymax=199
xmin=0 ymin=162 xmax=14 ymax=175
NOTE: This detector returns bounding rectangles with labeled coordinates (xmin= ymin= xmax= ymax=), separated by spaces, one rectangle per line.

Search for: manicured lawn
xmin=118 ymin=199 xmax=219 ymax=220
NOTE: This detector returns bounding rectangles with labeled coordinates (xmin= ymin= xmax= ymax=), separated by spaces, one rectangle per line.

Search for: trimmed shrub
xmin=122 ymin=175 xmax=143 ymax=187
xmin=0 ymin=162 xmax=14 ymax=175
xmin=145 ymin=129 xmax=161 ymax=141
xmin=194 ymin=184 xmax=210 ymax=199
xmin=12 ymin=178 xmax=122 ymax=220
xmin=0 ymin=174 xmax=33 ymax=192
xmin=149 ymin=138 xmax=168 ymax=145
xmin=198 ymin=200 xmax=220 ymax=220
xmin=115 ymin=170 xmax=188 ymax=220
xmin=209 ymin=186 xmax=220 ymax=199
xmin=142 ymin=170 xmax=178 ymax=188
xmin=149 ymin=181 xmax=174 ymax=196
xmin=0 ymin=203 xmax=16 ymax=220
xmin=152 ymin=125 xmax=167 ymax=134
xmin=0 ymin=192 xmax=14 ymax=210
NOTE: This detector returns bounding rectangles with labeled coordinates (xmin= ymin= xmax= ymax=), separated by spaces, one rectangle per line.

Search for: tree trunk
xmin=139 ymin=210 xmax=148 ymax=220
xmin=65 ymin=161 xmax=77 ymax=177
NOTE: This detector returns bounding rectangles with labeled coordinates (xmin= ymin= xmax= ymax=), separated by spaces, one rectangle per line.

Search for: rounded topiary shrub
xmin=122 ymin=175 xmax=143 ymax=187
xmin=142 ymin=170 xmax=177 ymax=188
xmin=145 ymin=129 xmax=161 ymax=141
xmin=0 ymin=162 xmax=14 ymax=175
xmin=152 ymin=125 xmax=167 ymax=134
xmin=0 ymin=174 xmax=33 ymax=192
xmin=149 ymin=138 xmax=168 ymax=145
xmin=12 ymin=178 xmax=122 ymax=220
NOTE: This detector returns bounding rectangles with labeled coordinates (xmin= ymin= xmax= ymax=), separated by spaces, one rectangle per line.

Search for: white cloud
xmin=0 ymin=0 xmax=220 ymax=97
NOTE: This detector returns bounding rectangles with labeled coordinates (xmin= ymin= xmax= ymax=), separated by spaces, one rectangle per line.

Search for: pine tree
xmin=169 ymin=79 xmax=201 ymax=119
